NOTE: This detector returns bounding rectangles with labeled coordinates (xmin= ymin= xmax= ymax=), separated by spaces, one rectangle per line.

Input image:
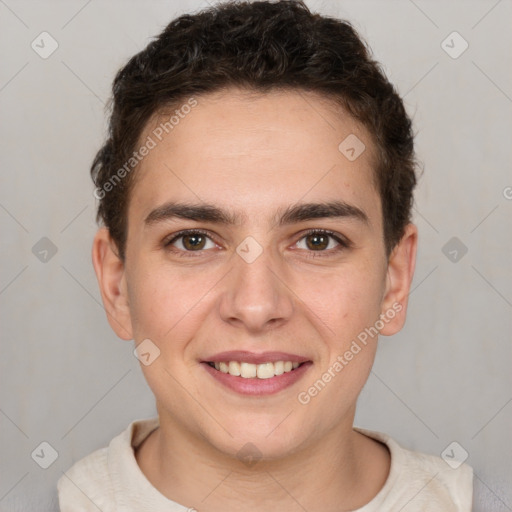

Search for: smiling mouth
xmin=206 ymin=360 xmax=306 ymax=379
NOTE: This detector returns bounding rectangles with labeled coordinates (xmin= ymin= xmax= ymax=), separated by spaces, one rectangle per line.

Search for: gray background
xmin=1 ymin=0 xmax=511 ymax=510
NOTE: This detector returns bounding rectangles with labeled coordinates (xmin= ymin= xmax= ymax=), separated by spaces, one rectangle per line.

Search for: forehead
xmin=129 ymin=88 xmax=381 ymax=226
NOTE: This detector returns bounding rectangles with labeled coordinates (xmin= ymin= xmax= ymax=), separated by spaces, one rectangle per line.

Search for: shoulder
xmin=57 ymin=445 xmax=113 ymax=511
xmin=58 ymin=417 xmax=160 ymax=511
xmin=399 ymin=444 xmax=473 ymax=510
xmin=354 ymin=427 xmax=473 ymax=511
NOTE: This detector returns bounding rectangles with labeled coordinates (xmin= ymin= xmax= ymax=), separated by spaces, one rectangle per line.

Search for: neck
xmin=136 ymin=409 xmax=390 ymax=511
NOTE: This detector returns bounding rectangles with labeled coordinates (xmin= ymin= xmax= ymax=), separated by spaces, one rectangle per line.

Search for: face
xmin=94 ymin=88 xmax=416 ymax=460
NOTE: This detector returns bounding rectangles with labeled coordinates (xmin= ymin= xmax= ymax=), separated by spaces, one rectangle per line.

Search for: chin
xmin=206 ymin=417 xmax=312 ymax=462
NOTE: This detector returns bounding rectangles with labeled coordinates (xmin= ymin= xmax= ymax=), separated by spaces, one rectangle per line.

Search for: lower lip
xmin=202 ymin=362 xmax=312 ymax=396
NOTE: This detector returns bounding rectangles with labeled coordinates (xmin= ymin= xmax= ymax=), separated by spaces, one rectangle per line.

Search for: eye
xmin=165 ymin=230 xmax=217 ymax=253
xmin=164 ymin=228 xmax=350 ymax=258
xmin=295 ymin=229 xmax=349 ymax=255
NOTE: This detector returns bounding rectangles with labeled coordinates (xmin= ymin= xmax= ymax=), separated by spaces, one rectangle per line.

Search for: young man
xmin=58 ymin=1 xmax=473 ymax=510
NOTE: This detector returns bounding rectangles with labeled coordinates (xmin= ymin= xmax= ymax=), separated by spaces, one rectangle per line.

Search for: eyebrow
xmin=144 ymin=200 xmax=369 ymax=228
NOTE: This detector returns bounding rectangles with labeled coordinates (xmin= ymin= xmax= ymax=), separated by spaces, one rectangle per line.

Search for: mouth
xmin=201 ymin=352 xmax=312 ymax=395
xmin=206 ymin=360 xmax=305 ymax=378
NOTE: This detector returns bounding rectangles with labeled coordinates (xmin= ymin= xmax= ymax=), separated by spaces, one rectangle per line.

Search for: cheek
xmin=127 ymin=263 xmax=217 ymax=346
xmin=127 ymin=267 xmax=207 ymax=398
xmin=126 ymin=263 xmax=177 ymax=342
xmin=292 ymin=270 xmax=383 ymax=421
xmin=296 ymin=262 xmax=385 ymax=340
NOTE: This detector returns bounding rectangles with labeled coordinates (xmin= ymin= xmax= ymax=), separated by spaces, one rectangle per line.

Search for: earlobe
xmin=91 ymin=227 xmax=133 ymax=340
xmin=379 ymin=223 xmax=418 ymax=336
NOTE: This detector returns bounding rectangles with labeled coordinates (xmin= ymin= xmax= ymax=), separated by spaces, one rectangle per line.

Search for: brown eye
xmin=294 ymin=230 xmax=350 ymax=257
xmin=296 ymin=230 xmax=344 ymax=252
xmin=165 ymin=230 xmax=216 ymax=252
xmin=305 ymin=233 xmax=330 ymax=251
xmin=182 ymin=233 xmax=207 ymax=250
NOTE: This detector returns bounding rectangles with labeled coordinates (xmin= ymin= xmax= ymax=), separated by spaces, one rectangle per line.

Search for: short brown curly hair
xmin=91 ymin=0 xmax=417 ymax=261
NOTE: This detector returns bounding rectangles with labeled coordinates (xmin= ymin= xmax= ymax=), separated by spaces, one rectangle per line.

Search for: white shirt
xmin=58 ymin=417 xmax=473 ymax=511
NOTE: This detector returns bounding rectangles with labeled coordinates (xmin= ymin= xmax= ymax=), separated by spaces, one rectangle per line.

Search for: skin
xmin=92 ymin=87 xmax=417 ymax=511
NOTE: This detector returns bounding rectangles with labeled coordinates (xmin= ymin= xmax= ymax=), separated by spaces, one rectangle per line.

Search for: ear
xmin=379 ymin=223 xmax=418 ymax=336
xmin=91 ymin=227 xmax=133 ymax=340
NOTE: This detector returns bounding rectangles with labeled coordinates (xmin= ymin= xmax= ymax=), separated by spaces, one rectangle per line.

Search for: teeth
xmin=228 ymin=361 xmax=241 ymax=376
xmin=211 ymin=360 xmax=303 ymax=379
xmin=274 ymin=361 xmax=284 ymax=375
xmin=257 ymin=363 xmax=274 ymax=379
xmin=240 ymin=362 xmax=257 ymax=378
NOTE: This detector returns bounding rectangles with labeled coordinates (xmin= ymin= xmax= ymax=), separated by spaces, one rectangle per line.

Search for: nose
xmin=218 ymin=244 xmax=294 ymax=333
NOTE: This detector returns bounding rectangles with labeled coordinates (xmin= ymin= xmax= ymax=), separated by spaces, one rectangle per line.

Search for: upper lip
xmin=203 ymin=351 xmax=310 ymax=364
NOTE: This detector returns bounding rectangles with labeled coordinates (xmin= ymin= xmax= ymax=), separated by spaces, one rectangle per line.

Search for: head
xmin=92 ymin=0 xmax=417 ymax=460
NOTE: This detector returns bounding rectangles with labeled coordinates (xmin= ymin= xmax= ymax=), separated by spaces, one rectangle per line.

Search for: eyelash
xmin=163 ymin=229 xmax=351 ymax=258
